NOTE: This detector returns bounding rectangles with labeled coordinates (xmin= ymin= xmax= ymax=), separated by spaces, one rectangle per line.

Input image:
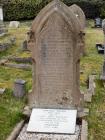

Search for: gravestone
xmin=0 ymin=6 xmax=3 ymax=21
xmin=17 ymin=1 xmax=86 ymax=139
xmin=28 ymin=0 xmax=84 ymax=109
xmin=22 ymin=40 xmax=28 ymax=51
xmin=94 ymin=17 xmax=102 ymax=28
xmin=13 ymin=79 xmax=26 ymax=98
xmin=96 ymin=43 xmax=104 ymax=54
xmin=9 ymin=21 xmax=20 ymax=28
xmin=70 ymin=4 xmax=86 ymax=30
xmin=0 ymin=88 xmax=5 ymax=94
xmin=102 ymin=19 xmax=105 ymax=34
xmin=100 ymin=19 xmax=105 ymax=80
xmin=70 ymin=4 xmax=86 ymax=55
xmin=0 ymin=5 xmax=7 ymax=36
xmin=100 ymin=61 xmax=105 ymax=80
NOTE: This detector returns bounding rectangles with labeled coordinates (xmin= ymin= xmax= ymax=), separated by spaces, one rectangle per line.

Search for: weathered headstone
xmin=102 ymin=19 xmax=105 ymax=34
xmin=0 ymin=5 xmax=7 ymax=36
xmin=17 ymin=1 xmax=86 ymax=139
xmin=0 ymin=88 xmax=5 ymax=94
xmin=70 ymin=4 xmax=86 ymax=30
xmin=9 ymin=21 xmax=20 ymax=28
xmin=70 ymin=4 xmax=86 ymax=55
xmin=100 ymin=61 xmax=105 ymax=80
xmin=96 ymin=43 xmax=104 ymax=54
xmin=22 ymin=40 xmax=28 ymax=51
xmin=28 ymin=0 xmax=84 ymax=109
xmin=100 ymin=19 xmax=105 ymax=80
xmin=94 ymin=17 xmax=102 ymax=28
xmin=0 ymin=6 xmax=3 ymax=21
xmin=13 ymin=79 xmax=26 ymax=98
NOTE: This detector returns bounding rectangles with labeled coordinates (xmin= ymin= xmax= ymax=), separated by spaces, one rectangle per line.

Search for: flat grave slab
xmin=27 ymin=108 xmax=77 ymax=134
xmin=17 ymin=124 xmax=81 ymax=140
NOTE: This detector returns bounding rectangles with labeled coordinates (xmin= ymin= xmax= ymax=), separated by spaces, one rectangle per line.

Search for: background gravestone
xmin=100 ymin=19 xmax=105 ymax=80
xmin=28 ymin=0 xmax=84 ymax=109
xmin=70 ymin=4 xmax=86 ymax=30
xmin=94 ymin=17 xmax=102 ymax=28
xmin=70 ymin=4 xmax=86 ymax=55
xmin=13 ymin=79 xmax=26 ymax=98
xmin=102 ymin=19 xmax=105 ymax=35
xmin=9 ymin=21 xmax=20 ymax=28
xmin=0 ymin=5 xmax=7 ymax=36
xmin=0 ymin=6 xmax=3 ymax=21
xmin=22 ymin=40 xmax=28 ymax=51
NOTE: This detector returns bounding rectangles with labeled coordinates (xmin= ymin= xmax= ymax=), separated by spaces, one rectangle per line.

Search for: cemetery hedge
xmin=1 ymin=0 xmax=105 ymax=21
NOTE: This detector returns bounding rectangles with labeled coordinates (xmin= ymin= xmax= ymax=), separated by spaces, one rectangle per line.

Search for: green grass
xmin=80 ymin=20 xmax=105 ymax=139
xmin=88 ymin=79 xmax=105 ymax=140
xmin=80 ymin=27 xmax=104 ymax=90
xmin=0 ymin=89 xmax=25 ymax=140
xmin=0 ymin=20 xmax=105 ymax=140
xmin=0 ymin=22 xmax=32 ymax=140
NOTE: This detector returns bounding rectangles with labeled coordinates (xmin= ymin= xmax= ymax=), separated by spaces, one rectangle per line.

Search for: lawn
xmin=0 ymin=20 xmax=105 ymax=140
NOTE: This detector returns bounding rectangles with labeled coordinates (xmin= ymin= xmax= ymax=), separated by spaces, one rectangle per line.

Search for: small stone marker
xmin=94 ymin=17 xmax=102 ymax=28
xmin=27 ymin=108 xmax=77 ymax=134
xmin=96 ymin=43 xmax=104 ymax=54
xmin=100 ymin=61 xmax=105 ymax=80
xmin=22 ymin=40 xmax=28 ymax=51
xmin=0 ymin=88 xmax=5 ymax=94
xmin=13 ymin=79 xmax=26 ymax=98
xmin=9 ymin=21 xmax=20 ymax=28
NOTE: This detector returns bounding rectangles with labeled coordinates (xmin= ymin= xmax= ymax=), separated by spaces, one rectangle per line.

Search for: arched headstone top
xmin=70 ymin=4 xmax=86 ymax=30
xmin=31 ymin=0 xmax=81 ymax=38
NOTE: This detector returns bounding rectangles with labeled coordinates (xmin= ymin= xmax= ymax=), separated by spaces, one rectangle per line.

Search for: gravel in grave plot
xmin=17 ymin=124 xmax=81 ymax=140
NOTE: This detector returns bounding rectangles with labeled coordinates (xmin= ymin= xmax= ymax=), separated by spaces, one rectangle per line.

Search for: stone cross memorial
xmin=27 ymin=0 xmax=84 ymax=135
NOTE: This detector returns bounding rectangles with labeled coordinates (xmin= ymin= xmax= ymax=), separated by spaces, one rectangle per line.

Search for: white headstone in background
xmin=9 ymin=21 xmax=20 ymax=28
xmin=27 ymin=108 xmax=77 ymax=134
xmin=0 ymin=6 xmax=3 ymax=21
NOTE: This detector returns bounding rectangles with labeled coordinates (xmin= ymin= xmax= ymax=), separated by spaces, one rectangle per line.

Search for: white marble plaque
xmin=0 ymin=7 xmax=3 ymax=21
xmin=27 ymin=108 xmax=77 ymax=134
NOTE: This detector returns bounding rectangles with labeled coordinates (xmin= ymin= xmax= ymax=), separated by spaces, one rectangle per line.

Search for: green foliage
xmin=3 ymin=0 xmax=42 ymax=20
xmin=0 ymin=89 xmax=25 ymax=140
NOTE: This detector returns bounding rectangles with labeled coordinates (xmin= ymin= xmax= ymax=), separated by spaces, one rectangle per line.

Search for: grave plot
xmin=17 ymin=0 xmax=86 ymax=140
xmin=8 ymin=1 xmax=104 ymax=140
